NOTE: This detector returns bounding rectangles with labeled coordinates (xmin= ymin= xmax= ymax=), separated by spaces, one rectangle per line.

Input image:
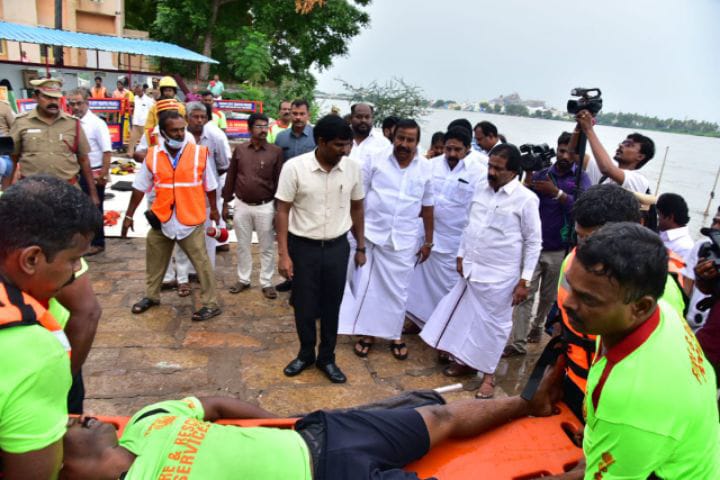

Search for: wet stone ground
xmin=83 ymin=238 xmax=547 ymax=417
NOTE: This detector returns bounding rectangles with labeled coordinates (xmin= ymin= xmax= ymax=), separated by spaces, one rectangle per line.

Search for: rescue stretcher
xmin=92 ymin=401 xmax=583 ymax=479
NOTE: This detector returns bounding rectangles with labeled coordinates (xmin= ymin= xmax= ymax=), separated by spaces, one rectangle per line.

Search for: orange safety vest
xmin=0 ymin=280 xmax=71 ymax=355
xmin=558 ymin=247 xmax=687 ymax=393
xmin=147 ymin=143 xmax=208 ymax=227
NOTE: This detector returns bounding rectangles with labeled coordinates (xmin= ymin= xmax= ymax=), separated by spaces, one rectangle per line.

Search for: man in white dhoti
xmin=339 ymin=119 xmax=434 ymax=360
xmin=420 ymin=143 xmax=542 ymax=399
xmin=406 ymin=127 xmax=485 ymax=329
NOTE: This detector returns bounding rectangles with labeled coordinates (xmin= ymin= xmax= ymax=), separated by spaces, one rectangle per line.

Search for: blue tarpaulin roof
xmin=0 ymin=20 xmax=218 ymax=64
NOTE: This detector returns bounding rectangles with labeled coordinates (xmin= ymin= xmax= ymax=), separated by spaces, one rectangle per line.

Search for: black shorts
xmin=296 ymin=408 xmax=432 ymax=480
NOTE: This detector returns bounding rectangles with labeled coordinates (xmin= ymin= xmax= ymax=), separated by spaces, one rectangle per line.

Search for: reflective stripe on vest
xmin=148 ymin=143 xmax=207 ymax=226
xmin=0 ymin=281 xmax=71 ymax=354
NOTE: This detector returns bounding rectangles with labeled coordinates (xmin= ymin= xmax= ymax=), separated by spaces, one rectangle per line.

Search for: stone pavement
xmin=83 ymin=238 xmax=548 ymax=417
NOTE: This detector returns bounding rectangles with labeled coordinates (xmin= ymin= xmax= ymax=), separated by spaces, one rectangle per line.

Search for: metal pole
xmin=53 ymin=0 xmax=64 ymax=66
xmin=655 ymin=146 xmax=670 ymax=193
xmin=703 ymin=164 xmax=720 ymax=218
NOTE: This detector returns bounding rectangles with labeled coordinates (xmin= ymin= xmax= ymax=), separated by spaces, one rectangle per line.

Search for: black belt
xmin=241 ymin=198 xmax=274 ymax=206
xmin=289 ymin=232 xmax=348 ymax=247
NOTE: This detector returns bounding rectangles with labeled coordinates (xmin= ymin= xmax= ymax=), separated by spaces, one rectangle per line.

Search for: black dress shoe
xmin=276 ymin=279 xmax=293 ymax=292
xmin=283 ymin=357 xmax=314 ymax=377
xmin=317 ymin=363 xmax=347 ymax=384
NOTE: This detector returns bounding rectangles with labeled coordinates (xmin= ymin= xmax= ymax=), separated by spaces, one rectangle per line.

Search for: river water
xmin=317 ymin=99 xmax=720 ymax=239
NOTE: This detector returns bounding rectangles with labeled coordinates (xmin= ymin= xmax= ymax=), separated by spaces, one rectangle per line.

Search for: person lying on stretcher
xmin=60 ymin=362 xmax=564 ymax=480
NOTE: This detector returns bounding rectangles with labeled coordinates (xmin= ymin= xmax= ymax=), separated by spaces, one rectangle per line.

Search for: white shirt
xmin=275 ymin=151 xmax=364 ymax=240
xmin=349 ymin=129 xmax=391 ymax=165
xmin=586 ymin=156 xmax=650 ymax=193
xmin=196 ymin=122 xmax=231 ymax=174
xmin=132 ymin=140 xmax=218 ymax=240
xmin=458 ymin=178 xmax=542 ymax=282
xmin=429 ymin=155 xmax=485 ymax=254
xmin=132 ymin=94 xmax=154 ymax=127
xmin=465 ymin=149 xmax=488 ymax=170
xmin=79 ymin=111 xmax=111 ymax=169
xmin=660 ymin=226 xmax=694 ymax=260
xmin=363 ymin=150 xmax=434 ymax=250
xmin=682 ymin=239 xmax=712 ymax=330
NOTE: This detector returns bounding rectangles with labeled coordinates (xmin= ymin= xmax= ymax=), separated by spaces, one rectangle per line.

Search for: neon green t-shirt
xmin=0 ymin=322 xmax=71 ymax=453
xmin=268 ymin=121 xmax=290 ymax=144
xmin=211 ymin=110 xmax=227 ymax=130
xmin=120 ymin=397 xmax=312 ymax=479
xmin=583 ymin=304 xmax=720 ymax=479
xmin=47 ymin=258 xmax=89 ymax=329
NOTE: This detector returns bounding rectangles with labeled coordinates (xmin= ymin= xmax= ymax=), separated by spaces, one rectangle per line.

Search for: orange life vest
xmin=0 ymin=280 xmax=71 ymax=355
xmin=557 ymin=249 xmax=596 ymax=393
xmin=558 ymin=247 xmax=687 ymax=393
xmin=147 ymin=143 xmax=208 ymax=227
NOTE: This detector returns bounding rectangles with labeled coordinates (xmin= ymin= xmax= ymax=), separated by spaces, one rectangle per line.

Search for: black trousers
xmin=289 ymin=233 xmax=350 ymax=366
xmin=67 ymin=371 xmax=85 ymax=415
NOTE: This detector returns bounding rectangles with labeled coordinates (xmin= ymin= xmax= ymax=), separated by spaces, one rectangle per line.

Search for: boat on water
xmin=91 ymin=401 xmax=583 ymax=479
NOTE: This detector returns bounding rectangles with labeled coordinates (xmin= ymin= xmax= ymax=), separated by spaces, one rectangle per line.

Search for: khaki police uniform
xmin=10 ymin=108 xmax=90 ymax=182
xmin=0 ymin=100 xmax=14 ymax=136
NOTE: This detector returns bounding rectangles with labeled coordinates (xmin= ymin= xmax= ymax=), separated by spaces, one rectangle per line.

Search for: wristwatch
xmin=423 ymin=242 xmax=434 ymax=248
xmin=520 ymin=279 xmax=531 ymax=288
xmin=554 ymin=190 xmax=564 ymax=200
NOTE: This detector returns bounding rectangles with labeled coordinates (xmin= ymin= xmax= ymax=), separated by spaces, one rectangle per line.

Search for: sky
xmin=315 ymin=0 xmax=720 ymax=123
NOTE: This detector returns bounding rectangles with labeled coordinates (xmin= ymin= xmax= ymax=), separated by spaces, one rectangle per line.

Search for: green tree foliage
xmin=504 ymin=104 xmax=529 ymax=117
xmin=130 ymin=0 xmax=370 ymax=88
xmin=339 ymin=78 xmax=429 ymax=126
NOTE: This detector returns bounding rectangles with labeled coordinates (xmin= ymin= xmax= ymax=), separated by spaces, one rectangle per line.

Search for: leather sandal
xmin=475 ymin=375 xmax=496 ymax=399
xmin=192 ymin=306 xmax=221 ymax=322
xmin=354 ymin=338 xmax=373 ymax=357
xmin=131 ymin=297 xmax=159 ymax=314
xmin=177 ymin=282 xmax=192 ymax=297
xmin=229 ymin=282 xmax=250 ymax=294
xmin=390 ymin=342 xmax=408 ymax=361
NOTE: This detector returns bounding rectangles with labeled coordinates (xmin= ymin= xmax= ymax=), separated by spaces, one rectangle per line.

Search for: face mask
xmin=161 ymin=130 xmax=184 ymax=150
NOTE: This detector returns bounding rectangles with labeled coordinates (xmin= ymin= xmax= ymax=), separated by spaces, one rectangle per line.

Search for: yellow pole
xmin=703 ymin=164 xmax=720 ymax=218
xmin=655 ymin=146 xmax=669 ymax=193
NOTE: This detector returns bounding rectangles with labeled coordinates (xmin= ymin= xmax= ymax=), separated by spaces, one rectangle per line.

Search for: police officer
xmin=8 ymin=78 xmax=98 ymax=204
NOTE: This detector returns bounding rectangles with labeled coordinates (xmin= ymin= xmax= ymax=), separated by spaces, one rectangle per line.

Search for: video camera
xmin=567 ymin=88 xmax=603 ymax=116
xmin=696 ymin=227 xmax=720 ymax=302
xmin=519 ymin=143 xmax=556 ymax=172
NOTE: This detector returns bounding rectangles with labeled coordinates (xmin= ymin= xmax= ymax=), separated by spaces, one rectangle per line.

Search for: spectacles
xmin=67 ymin=101 xmax=84 ymax=106
xmin=252 ymin=124 xmax=270 ymax=130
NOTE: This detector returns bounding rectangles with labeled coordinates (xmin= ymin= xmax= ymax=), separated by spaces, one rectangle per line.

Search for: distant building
xmin=0 ymin=0 xmax=154 ymax=72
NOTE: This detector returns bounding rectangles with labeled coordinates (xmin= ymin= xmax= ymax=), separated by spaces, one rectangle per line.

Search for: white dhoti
xmin=406 ymin=250 xmax=459 ymax=327
xmin=338 ymin=242 xmax=417 ymax=340
xmin=420 ymin=276 xmax=516 ymax=374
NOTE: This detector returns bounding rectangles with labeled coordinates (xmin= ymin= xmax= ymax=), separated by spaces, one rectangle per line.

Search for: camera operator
xmin=504 ymin=132 xmax=591 ymax=357
xmin=682 ymin=207 xmax=720 ymax=332
xmin=575 ymin=111 xmax=654 ymax=194
xmin=694 ymin=251 xmax=720 ymax=387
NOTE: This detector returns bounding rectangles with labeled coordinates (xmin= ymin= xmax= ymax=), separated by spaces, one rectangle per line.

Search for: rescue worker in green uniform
xmin=0 ymin=175 xmax=101 ymax=480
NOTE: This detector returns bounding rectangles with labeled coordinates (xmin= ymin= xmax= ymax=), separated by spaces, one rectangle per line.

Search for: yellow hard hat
xmin=158 ymin=76 xmax=178 ymax=89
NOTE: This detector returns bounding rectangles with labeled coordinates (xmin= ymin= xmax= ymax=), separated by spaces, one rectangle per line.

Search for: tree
xmin=339 ymin=78 xmax=429 ymax=126
xmin=131 ymin=0 xmax=371 ymax=84
xmin=505 ymin=104 xmax=529 ymax=117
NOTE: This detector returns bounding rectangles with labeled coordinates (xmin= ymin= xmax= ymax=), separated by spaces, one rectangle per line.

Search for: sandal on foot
xmin=161 ymin=280 xmax=177 ymax=291
xmin=390 ymin=342 xmax=408 ymax=361
xmin=177 ymin=282 xmax=192 ymax=297
xmin=229 ymin=282 xmax=250 ymax=294
xmin=354 ymin=338 xmax=373 ymax=357
xmin=475 ymin=376 xmax=496 ymax=399
xmin=438 ymin=351 xmax=451 ymax=364
xmin=131 ymin=297 xmax=159 ymax=314
xmin=192 ymin=306 xmax=222 ymax=322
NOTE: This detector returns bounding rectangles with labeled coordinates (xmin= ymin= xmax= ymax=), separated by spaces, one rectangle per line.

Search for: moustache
xmin=566 ymin=308 xmax=585 ymax=328
xmin=487 ymin=175 xmax=497 ymax=182
xmin=47 ymin=104 xmax=59 ymax=109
